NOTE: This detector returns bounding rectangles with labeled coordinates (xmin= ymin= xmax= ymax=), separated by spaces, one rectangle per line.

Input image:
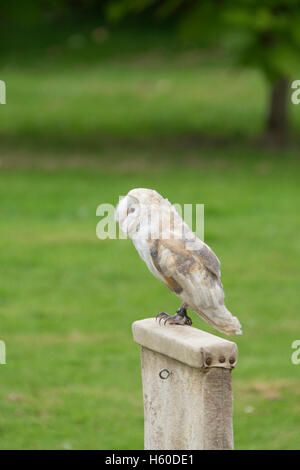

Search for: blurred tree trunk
xmin=266 ymin=77 xmax=289 ymax=144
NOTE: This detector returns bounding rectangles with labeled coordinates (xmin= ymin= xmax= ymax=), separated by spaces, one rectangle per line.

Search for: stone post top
xmin=132 ymin=318 xmax=238 ymax=369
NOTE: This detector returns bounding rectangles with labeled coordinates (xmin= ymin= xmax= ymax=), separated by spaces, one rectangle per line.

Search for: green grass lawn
xmin=0 ymin=29 xmax=300 ymax=449
xmin=0 ymin=158 xmax=299 ymax=449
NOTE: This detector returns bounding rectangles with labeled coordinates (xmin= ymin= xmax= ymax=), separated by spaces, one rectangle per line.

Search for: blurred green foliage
xmin=106 ymin=0 xmax=300 ymax=82
xmin=2 ymin=0 xmax=299 ymax=139
xmin=2 ymin=1 xmax=300 ymax=81
xmin=107 ymin=0 xmax=300 ymax=139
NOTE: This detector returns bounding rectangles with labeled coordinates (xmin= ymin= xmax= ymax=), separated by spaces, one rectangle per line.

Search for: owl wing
xmin=149 ymin=237 xmax=224 ymax=309
xmin=149 ymin=237 xmax=242 ymax=335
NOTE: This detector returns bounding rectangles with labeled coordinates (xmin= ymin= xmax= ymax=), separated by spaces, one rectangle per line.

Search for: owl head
xmin=115 ymin=188 xmax=164 ymax=238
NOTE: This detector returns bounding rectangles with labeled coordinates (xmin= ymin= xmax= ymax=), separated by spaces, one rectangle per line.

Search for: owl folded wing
xmin=149 ymin=238 xmax=224 ymax=310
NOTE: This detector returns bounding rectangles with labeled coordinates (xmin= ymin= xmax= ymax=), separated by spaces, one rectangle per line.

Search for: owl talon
xmin=156 ymin=312 xmax=169 ymax=324
xmin=156 ymin=309 xmax=192 ymax=326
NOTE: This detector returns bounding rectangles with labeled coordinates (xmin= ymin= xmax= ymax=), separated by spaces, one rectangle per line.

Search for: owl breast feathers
xmin=115 ymin=188 xmax=242 ymax=336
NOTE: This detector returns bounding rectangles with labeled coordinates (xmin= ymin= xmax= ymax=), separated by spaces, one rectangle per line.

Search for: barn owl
xmin=115 ymin=188 xmax=242 ymax=336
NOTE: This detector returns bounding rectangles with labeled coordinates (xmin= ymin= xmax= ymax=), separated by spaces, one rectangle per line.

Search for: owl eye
xmin=128 ymin=207 xmax=135 ymax=214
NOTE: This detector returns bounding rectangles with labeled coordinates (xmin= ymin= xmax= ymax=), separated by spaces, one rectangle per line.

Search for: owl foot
xmin=156 ymin=305 xmax=192 ymax=326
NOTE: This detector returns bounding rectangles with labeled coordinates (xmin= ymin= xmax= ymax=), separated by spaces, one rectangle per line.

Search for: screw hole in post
xmin=159 ymin=368 xmax=171 ymax=380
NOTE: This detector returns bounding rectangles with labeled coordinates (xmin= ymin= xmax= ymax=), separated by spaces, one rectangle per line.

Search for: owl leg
xmin=156 ymin=302 xmax=192 ymax=326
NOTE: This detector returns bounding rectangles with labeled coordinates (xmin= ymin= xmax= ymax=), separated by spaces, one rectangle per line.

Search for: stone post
xmin=132 ymin=318 xmax=238 ymax=450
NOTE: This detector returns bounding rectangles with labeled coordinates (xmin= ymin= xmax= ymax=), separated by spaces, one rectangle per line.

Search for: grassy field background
xmin=0 ymin=28 xmax=300 ymax=449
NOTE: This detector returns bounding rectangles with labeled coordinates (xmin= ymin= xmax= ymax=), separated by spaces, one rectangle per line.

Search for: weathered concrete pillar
xmin=132 ymin=318 xmax=238 ymax=450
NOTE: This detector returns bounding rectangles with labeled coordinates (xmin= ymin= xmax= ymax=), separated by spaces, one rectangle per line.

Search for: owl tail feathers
xmin=200 ymin=305 xmax=242 ymax=336
xmin=213 ymin=306 xmax=242 ymax=336
xmin=216 ymin=315 xmax=242 ymax=336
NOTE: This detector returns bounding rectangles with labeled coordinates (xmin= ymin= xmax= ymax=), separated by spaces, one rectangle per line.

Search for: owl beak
xmin=115 ymin=194 xmax=139 ymax=226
